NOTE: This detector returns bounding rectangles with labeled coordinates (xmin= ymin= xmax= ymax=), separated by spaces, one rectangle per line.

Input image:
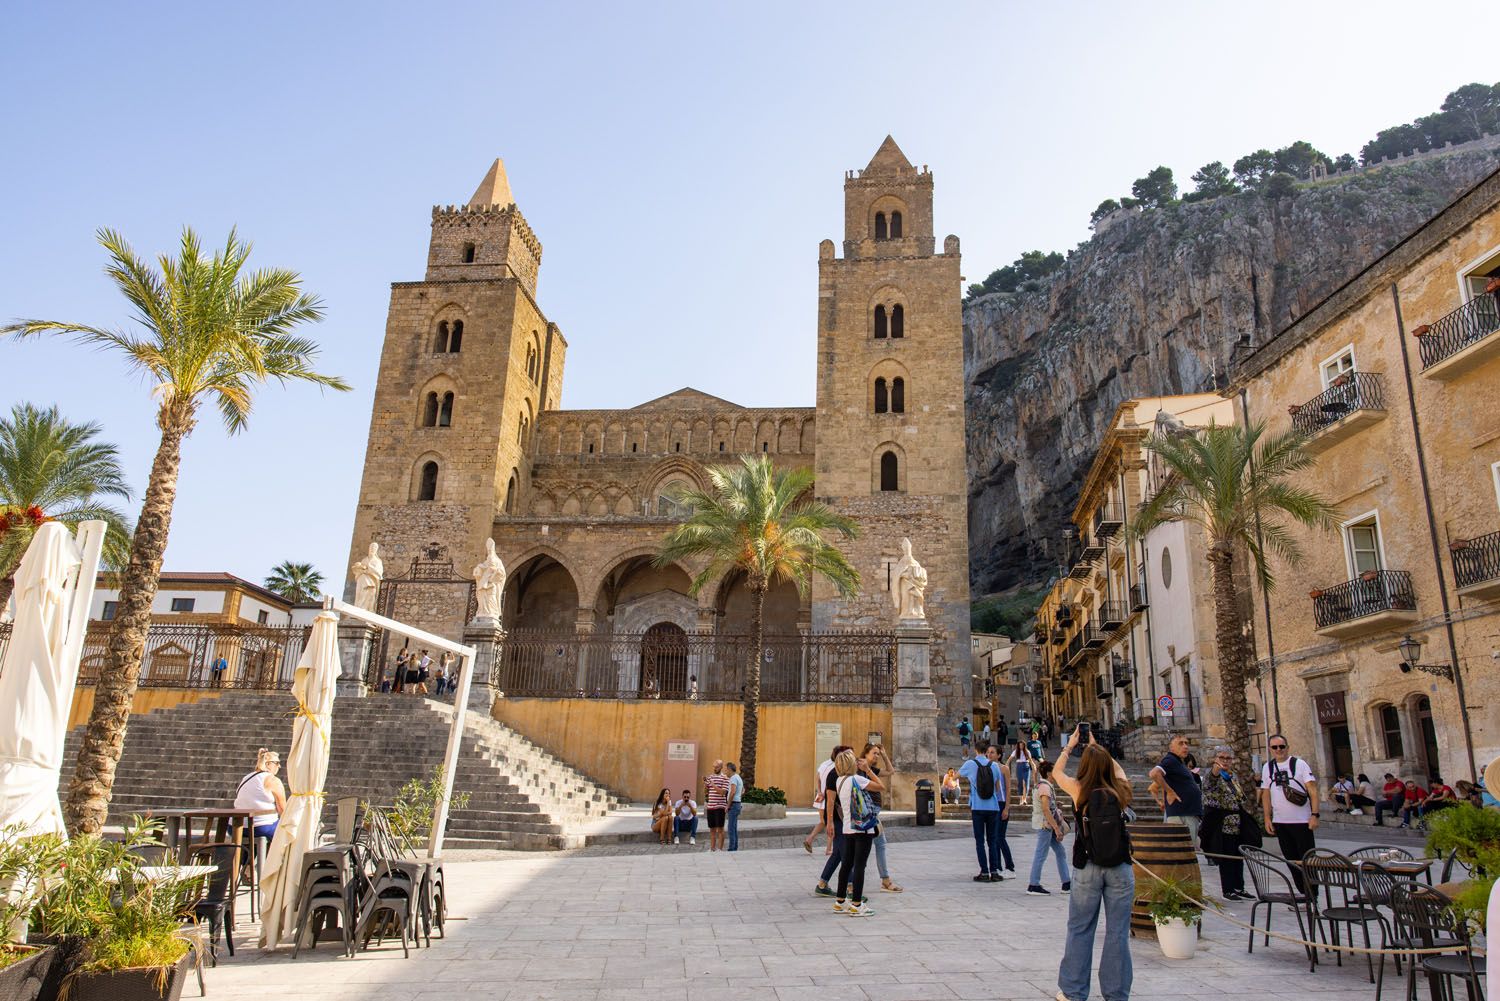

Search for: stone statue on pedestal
xmin=471 ymin=538 xmax=507 ymax=623
xmin=892 ymin=537 xmax=928 ymax=621
xmin=350 ymin=542 xmax=383 ymax=612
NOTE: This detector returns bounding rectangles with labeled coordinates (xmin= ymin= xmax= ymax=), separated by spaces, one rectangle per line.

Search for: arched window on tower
xmin=449 ymin=320 xmax=464 ymax=352
xmin=891 ymin=377 xmax=905 ymax=414
xmin=434 ymin=321 xmax=449 ymax=354
xmin=890 ymin=211 xmax=903 ymax=238
xmin=422 ymin=392 xmax=439 ymax=427
xmin=462 ymin=242 xmax=476 ymax=263
xmin=874 ymin=304 xmax=888 ymax=339
xmin=526 ymin=342 xmax=538 ymax=380
xmin=418 ymin=461 xmax=438 ymax=501
xmin=438 ymin=392 xmax=454 ymax=427
xmin=874 ymin=378 xmax=889 ymax=414
xmin=505 ymin=473 xmax=517 ymax=514
xmin=875 ymin=212 xmax=887 ymax=241
xmin=891 ymin=304 xmax=904 ymax=339
xmin=879 ymin=451 xmax=899 ymax=492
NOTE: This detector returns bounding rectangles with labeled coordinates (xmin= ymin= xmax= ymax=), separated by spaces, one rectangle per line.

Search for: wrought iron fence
xmin=0 ymin=620 xmax=310 ymax=690
xmin=1129 ymin=583 xmax=1149 ymax=612
xmin=1311 ymin=570 xmax=1417 ymax=629
xmin=1417 ymin=292 xmax=1500 ymax=370
xmin=1451 ymin=529 xmax=1500 ymax=589
xmin=1289 ymin=372 xmax=1385 ymax=437
xmin=1097 ymin=601 xmax=1129 ymax=631
xmin=1128 ymin=696 xmax=1202 ymax=728
xmin=486 ymin=629 xmax=896 ymax=703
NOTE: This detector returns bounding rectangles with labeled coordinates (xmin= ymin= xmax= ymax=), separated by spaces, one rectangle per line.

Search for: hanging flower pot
xmin=1308 ymin=589 xmax=1324 ymax=599
xmin=1286 ymin=405 xmax=1301 ymax=416
xmin=1412 ymin=323 xmax=1432 ymax=337
xmin=1360 ymin=569 xmax=1380 ymax=582
xmin=1486 ymin=277 xmax=1500 ymax=295
xmin=1450 ymin=540 xmax=1472 ymax=552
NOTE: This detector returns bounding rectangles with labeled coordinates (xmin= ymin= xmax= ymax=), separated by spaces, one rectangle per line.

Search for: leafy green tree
xmin=654 ymin=455 xmax=859 ymax=786
xmin=1131 ymin=421 xmax=1338 ymax=790
xmin=1130 ymin=166 xmax=1177 ymax=208
xmin=1232 ymin=150 xmax=1277 ymax=187
xmin=1263 ymin=172 xmax=1298 ymax=199
xmin=972 ymin=251 xmax=1066 ymax=297
xmin=264 ymin=561 xmax=325 ymax=604
xmin=1332 ymin=153 xmax=1357 ymax=172
xmin=4 ymin=227 xmax=350 ymax=834
xmin=0 ymin=403 xmax=133 ymax=612
xmin=1271 ymin=141 xmax=1329 ymax=179
xmin=1439 ymin=82 xmax=1500 ymax=141
xmin=1188 ymin=161 xmax=1238 ymax=200
xmin=1090 ymin=198 xmax=1121 ymax=223
xmin=1361 ymin=122 xmax=1428 ymax=163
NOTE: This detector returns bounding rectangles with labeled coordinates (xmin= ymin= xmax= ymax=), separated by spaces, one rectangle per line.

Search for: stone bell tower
xmin=346 ymin=158 xmax=566 ymax=640
xmin=812 ymin=136 xmax=971 ymax=727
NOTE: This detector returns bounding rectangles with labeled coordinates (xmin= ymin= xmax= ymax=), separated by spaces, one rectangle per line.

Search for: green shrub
xmin=1145 ymin=874 xmax=1205 ymax=926
xmin=385 ymin=766 xmax=472 ymax=854
xmin=1425 ymin=803 xmax=1500 ymax=930
xmin=742 ymin=786 xmax=787 ymax=806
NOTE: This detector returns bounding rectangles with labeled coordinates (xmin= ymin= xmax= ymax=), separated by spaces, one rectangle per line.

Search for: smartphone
xmin=1077 ymin=722 xmax=1092 ymax=741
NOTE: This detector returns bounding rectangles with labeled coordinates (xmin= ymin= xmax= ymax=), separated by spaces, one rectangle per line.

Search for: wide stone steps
xmin=61 ymin=692 xmax=624 ymax=850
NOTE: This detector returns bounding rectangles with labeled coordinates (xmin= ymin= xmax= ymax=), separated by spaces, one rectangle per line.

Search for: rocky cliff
xmin=965 ymin=143 xmax=1500 ymax=594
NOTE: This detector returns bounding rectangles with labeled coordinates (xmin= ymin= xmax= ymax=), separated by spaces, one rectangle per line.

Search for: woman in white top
xmin=234 ymin=747 xmax=287 ymax=843
xmin=833 ymin=748 xmax=884 ymax=917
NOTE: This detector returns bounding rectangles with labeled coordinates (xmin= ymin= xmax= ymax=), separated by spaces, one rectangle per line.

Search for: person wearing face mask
xmin=1199 ymin=746 xmax=1260 ymax=901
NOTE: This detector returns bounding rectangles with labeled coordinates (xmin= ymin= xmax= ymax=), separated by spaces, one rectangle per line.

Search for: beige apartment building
xmin=1229 ymin=164 xmax=1500 ymax=787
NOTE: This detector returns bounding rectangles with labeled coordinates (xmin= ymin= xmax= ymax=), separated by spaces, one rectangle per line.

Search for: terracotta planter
xmin=0 ymin=946 xmax=55 ymax=1001
xmin=1450 ymin=540 xmax=1471 ymax=552
xmin=67 ymin=953 xmax=194 ymax=1001
xmin=1486 ymin=277 xmax=1500 ymax=295
xmin=1308 ymin=589 xmax=1324 ymax=599
xmin=1412 ymin=324 xmax=1432 ymax=337
xmin=1360 ymin=570 xmax=1380 ymax=582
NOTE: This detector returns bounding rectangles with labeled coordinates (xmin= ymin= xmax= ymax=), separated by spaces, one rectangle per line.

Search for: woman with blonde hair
xmin=234 ymin=747 xmax=287 ymax=858
xmin=832 ymin=747 xmax=883 ymax=917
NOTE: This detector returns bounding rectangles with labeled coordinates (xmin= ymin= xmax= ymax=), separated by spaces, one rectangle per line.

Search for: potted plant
xmin=1425 ymin=802 xmax=1500 ymax=932
xmin=1308 ymin=588 xmax=1325 ymax=599
xmin=1450 ymin=539 xmax=1472 ymax=552
xmin=741 ymin=786 xmax=788 ymax=820
xmin=0 ymin=826 xmax=56 ymax=1001
xmin=1412 ymin=323 xmax=1432 ymax=337
xmin=1146 ymin=875 xmax=1203 ymax=959
xmin=1359 ymin=569 xmax=1380 ymax=582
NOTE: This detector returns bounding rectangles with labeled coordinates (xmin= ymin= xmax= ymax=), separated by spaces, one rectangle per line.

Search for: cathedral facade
xmin=347 ymin=137 xmax=972 ymax=716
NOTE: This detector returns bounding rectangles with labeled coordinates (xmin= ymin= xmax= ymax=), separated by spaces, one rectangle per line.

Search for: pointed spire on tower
xmin=468 ymin=158 xmax=515 ymax=208
xmin=864 ymin=135 xmax=913 ymax=175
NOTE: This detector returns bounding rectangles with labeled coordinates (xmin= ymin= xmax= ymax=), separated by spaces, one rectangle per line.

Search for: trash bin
xmin=914 ymin=778 xmax=936 ymax=826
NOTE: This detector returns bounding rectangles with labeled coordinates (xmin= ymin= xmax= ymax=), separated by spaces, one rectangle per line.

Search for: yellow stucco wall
xmin=67 ymin=687 xmax=223 ymax=729
xmin=492 ymin=698 xmax=892 ymax=804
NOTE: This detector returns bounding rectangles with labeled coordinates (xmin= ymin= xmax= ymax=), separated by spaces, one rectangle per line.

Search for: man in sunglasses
xmin=1258 ymin=734 xmax=1319 ymax=890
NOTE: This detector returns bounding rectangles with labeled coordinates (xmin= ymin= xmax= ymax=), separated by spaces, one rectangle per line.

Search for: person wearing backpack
xmin=1257 ymin=734 xmax=1318 ymax=890
xmin=957 ymin=716 xmax=973 ymax=756
xmin=959 ymin=742 xmax=1008 ymax=881
xmin=1053 ymin=729 xmax=1135 ymax=1001
xmin=832 ymin=748 xmax=883 ymax=916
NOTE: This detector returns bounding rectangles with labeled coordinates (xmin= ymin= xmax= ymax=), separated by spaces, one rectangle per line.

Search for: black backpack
xmin=972 ymin=761 xmax=995 ymax=800
xmin=1077 ymin=788 xmax=1131 ymax=867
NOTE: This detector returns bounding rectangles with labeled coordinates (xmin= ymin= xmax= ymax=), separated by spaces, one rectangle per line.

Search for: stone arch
xmin=869 ymin=285 xmax=907 ymax=340
xmin=614 ymin=492 xmax=635 ymax=516
xmin=777 ymin=417 xmax=801 ymax=454
xmin=587 ymin=491 xmax=609 ymax=516
xmin=691 ymin=418 xmax=709 ymax=453
xmin=755 ymin=418 xmax=776 ymax=453
xmin=605 ymin=421 xmax=625 ymax=454
xmin=800 ymin=417 xmax=816 ymax=453
xmin=713 ymin=417 xmax=732 ymax=454
xmin=645 ymin=457 xmax=707 ymax=518
xmin=670 ymin=419 xmax=690 ymax=454
xmin=627 ymin=420 xmax=646 ymax=455
xmin=561 ymin=490 xmax=584 ymax=515
xmin=410 ymin=451 xmax=447 ymax=501
xmin=869 ymin=194 xmax=908 ymax=241
xmin=711 ymin=567 xmax=804 ymax=636
xmin=431 ymin=303 xmax=467 ymax=353
xmin=589 ymin=548 xmax=697 ymax=624
xmin=529 ymin=489 xmax=557 ymax=516
xmin=868 ymin=359 xmax=912 ymax=413
xmin=583 ymin=421 xmax=603 ymax=455
xmin=416 ymin=373 xmax=461 ymax=428
xmin=733 ymin=418 xmax=753 ymax=453
xmin=872 ymin=440 xmax=907 ymax=493
xmin=503 ymin=548 xmax=583 ymax=633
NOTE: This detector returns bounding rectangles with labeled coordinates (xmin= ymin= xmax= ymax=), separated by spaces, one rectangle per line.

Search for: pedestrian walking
xmin=813 ymin=745 xmax=853 ymax=897
xmin=832 ymin=748 xmax=883 ymax=916
xmin=392 ymin=646 xmax=409 ymax=693
xmin=704 ymin=760 xmax=730 ymax=851
xmin=957 ymin=716 xmax=973 ymax=756
xmin=959 ymin=742 xmax=1008 ymax=881
xmin=861 ymin=743 xmax=903 ymax=893
xmin=1026 ymin=759 xmax=1071 ymax=895
xmin=414 ymin=649 xmax=432 ymax=695
xmin=725 ymin=762 xmax=744 ymax=851
xmin=672 ymin=789 xmax=698 ymax=845
xmin=1200 ymin=745 xmax=1259 ymax=900
xmin=804 ymin=746 xmax=843 ymax=854
xmin=1150 ymin=733 xmax=1203 ymax=846
xmin=1010 ymin=739 xmax=1034 ymax=805
xmin=1258 ymin=734 xmax=1318 ymax=889
xmin=1053 ymin=729 xmax=1135 ymax=1001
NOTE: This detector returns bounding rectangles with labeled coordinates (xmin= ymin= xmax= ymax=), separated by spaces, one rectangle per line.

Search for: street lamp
xmin=1398 ymin=633 xmax=1453 ymax=680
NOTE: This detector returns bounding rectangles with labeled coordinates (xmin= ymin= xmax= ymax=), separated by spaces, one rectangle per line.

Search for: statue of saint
xmin=892 ymin=537 xmax=928 ymax=621
xmin=350 ymin=542 xmax=383 ymax=611
xmin=472 ymin=538 xmax=507 ymax=623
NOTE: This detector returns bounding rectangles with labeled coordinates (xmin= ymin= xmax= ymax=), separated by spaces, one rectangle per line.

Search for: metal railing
xmin=1128 ymin=696 xmax=1202 ymax=728
xmin=1311 ymin=570 xmax=1417 ymax=628
xmin=481 ymin=629 xmax=896 ymax=703
xmin=1129 ymin=583 xmax=1149 ymax=612
xmin=1098 ymin=601 xmax=1129 ymax=631
xmin=0 ymin=621 xmax=310 ymax=690
xmin=1288 ymin=372 xmax=1385 ymax=437
xmin=1093 ymin=502 xmax=1125 ymax=539
xmin=1417 ymin=292 xmax=1500 ymax=370
xmin=1451 ymin=529 xmax=1500 ymax=589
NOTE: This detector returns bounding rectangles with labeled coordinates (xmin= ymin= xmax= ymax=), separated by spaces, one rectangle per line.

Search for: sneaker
xmin=833 ymin=900 xmax=846 ymax=913
xmin=846 ymin=905 xmax=872 ymax=917
xmin=990 ymin=872 xmax=1005 ymax=882
xmin=814 ymin=885 xmax=835 ymax=897
xmin=690 ymin=836 xmax=697 ymax=844
xmin=1398 ymin=822 xmax=1410 ymax=829
xmin=973 ymin=873 xmax=992 ymax=882
xmin=1350 ymin=808 xmax=1364 ymax=816
xmin=673 ymin=837 xmax=679 ymax=844
xmin=1027 ymin=884 xmax=1051 ymax=895
xmin=1061 ymin=882 xmax=1071 ymax=893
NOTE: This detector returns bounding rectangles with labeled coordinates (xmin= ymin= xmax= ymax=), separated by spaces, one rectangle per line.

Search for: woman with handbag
xmin=1201 ymin=745 xmax=1258 ymax=900
xmin=1026 ymin=759 xmax=1071 ymax=895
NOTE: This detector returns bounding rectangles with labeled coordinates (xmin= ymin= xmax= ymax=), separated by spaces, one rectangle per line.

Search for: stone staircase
xmin=61 ymin=692 xmax=625 ymax=850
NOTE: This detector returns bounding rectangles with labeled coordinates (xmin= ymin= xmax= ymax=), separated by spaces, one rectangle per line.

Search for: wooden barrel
xmin=1128 ymin=822 xmax=1200 ymax=939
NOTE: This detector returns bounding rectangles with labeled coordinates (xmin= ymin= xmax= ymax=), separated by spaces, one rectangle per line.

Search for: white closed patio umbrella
xmin=0 ymin=521 xmax=101 ymax=836
xmin=258 ymin=610 xmax=339 ymax=947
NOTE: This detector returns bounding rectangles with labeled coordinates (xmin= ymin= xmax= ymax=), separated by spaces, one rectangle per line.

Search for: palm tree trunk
xmin=0 ymin=575 xmax=13 ymax=619
xmin=65 ymin=417 xmax=189 ymax=834
xmin=1208 ymin=543 xmax=1257 ymax=797
xmin=741 ymin=579 xmax=765 ymax=788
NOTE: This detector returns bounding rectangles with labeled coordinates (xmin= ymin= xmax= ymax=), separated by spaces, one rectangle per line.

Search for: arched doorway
xmin=1415 ymin=696 xmax=1439 ymax=782
xmin=640 ymin=622 xmax=689 ymax=699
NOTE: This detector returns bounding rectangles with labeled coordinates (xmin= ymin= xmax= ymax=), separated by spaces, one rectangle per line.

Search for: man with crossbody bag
xmin=1257 ymin=734 xmax=1319 ymax=891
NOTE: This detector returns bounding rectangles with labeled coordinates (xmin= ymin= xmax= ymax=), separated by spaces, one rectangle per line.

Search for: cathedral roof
xmin=864 ymin=135 xmax=913 ymax=174
xmin=468 ymin=158 xmax=515 ymax=208
xmin=630 ymin=387 xmax=743 ymax=411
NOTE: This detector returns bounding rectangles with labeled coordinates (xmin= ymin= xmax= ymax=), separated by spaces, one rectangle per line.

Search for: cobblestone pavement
xmin=205 ymin=829 xmax=1394 ymax=1001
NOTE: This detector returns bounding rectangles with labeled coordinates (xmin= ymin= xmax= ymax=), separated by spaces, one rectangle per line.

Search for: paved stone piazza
xmin=207 ymin=827 xmax=1393 ymax=1001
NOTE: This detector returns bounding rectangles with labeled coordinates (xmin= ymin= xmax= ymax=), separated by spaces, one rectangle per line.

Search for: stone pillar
xmin=574 ymin=607 xmax=596 ymax=693
xmin=889 ymin=618 xmax=939 ymax=810
xmin=463 ymin=619 xmax=505 ymax=714
xmin=336 ymin=621 xmax=375 ymax=698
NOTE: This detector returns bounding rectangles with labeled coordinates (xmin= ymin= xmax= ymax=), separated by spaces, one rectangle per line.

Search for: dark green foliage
xmin=969 ymin=251 xmax=1065 ymax=299
xmin=1233 ymin=149 xmax=1277 ymax=187
xmin=1362 ymin=81 xmax=1500 ymax=163
xmin=971 ymin=585 xmax=1048 ymax=636
xmin=1188 ymin=161 xmax=1237 ymax=201
xmin=742 ymin=786 xmax=787 ymax=805
xmin=1090 ymin=198 xmax=1121 ymax=223
xmin=1130 ymin=166 xmax=1177 ymax=208
xmin=1263 ymin=172 xmax=1298 ymax=199
xmin=1272 ymin=141 xmax=1330 ymax=178
xmin=1333 ymin=153 xmax=1357 ymax=172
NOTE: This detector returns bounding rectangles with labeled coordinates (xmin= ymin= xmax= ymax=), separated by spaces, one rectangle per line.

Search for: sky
xmin=2 ymin=2 xmax=1497 ymax=592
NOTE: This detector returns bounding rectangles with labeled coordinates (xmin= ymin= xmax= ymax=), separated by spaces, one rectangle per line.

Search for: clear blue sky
xmin=3 ymin=2 xmax=1495 ymax=591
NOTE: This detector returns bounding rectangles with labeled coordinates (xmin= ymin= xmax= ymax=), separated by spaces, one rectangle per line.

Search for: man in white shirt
xmin=1258 ymin=734 xmax=1318 ymax=890
xmin=804 ymin=747 xmax=844 ymax=855
xmin=672 ymin=790 xmax=698 ymax=845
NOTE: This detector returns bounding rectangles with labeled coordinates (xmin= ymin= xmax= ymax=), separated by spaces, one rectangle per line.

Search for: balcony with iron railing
xmin=1065 ymin=632 xmax=1085 ymax=667
xmin=1416 ymin=284 xmax=1500 ymax=379
xmin=1129 ymin=582 xmax=1149 ymax=612
xmin=1451 ymin=529 xmax=1500 ymax=599
xmin=1098 ymin=601 xmax=1129 ymax=632
xmin=1288 ymin=372 xmax=1387 ymax=452
xmin=1093 ymin=500 xmax=1125 ymax=539
xmin=1081 ymin=623 xmax=1105 ymax=650
xmin=1311 ymin=569 xmax=1418 ymax=639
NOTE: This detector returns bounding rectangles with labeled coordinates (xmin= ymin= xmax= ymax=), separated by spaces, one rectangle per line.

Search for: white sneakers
xmin=1350 ymin=808 xmax=1364 ymax=816
xmin=673 ymin=837 xmax=680 ymax=844
xmin=690 ymin=836 xmax=697 ymax=845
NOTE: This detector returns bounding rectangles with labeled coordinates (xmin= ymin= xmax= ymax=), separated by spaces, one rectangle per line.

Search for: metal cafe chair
xmin=1302 ymin=849 xmax=1388 ymax=984
xmin=1240 ymin=845 xmax=1314 ymax=964
xmin=1389 ymin=882 xmax=1485 ymax=1001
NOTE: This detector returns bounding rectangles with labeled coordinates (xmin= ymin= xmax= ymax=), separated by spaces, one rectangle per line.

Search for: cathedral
xmin=346 ymin=137 xmax=972 ymax=718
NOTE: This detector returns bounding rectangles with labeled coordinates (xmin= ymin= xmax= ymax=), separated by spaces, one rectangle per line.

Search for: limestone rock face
xmin=965 ymin=147 xmax=1500 ymax=593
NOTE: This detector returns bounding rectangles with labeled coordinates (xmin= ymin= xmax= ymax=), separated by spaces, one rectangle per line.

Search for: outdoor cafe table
xmin=154 ymin=807 xmax=261 ymax=917
xmin=1383 ymin=857 xmax=1436 ymax=884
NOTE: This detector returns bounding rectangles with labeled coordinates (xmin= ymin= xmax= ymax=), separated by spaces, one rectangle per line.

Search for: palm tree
xmin=4 ymin=227 xmax=349 ymax=833
xmin=0 ymin=403 xmax=134 ymax=613
xmin=264 ymin=561 xmax=325 ymax=604
xmin=1131 ymin=420 xmax=1338 ymax=789
xmin=655 ymin=455 xmax=860 ymax=786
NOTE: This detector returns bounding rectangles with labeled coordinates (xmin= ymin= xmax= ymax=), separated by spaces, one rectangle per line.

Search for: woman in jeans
xmin=1010 ymin=740 xmax=1034 ymax=805
xmin=833 ymin=748 xmax=883 ymax=916
xmin=1026 ymin=760 xmax=1070 ymax=895
xmin=861 ymin=744 xmax=903 ymax=892
xmin=1052 ymin=730 xmax=1135 ymax=1001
